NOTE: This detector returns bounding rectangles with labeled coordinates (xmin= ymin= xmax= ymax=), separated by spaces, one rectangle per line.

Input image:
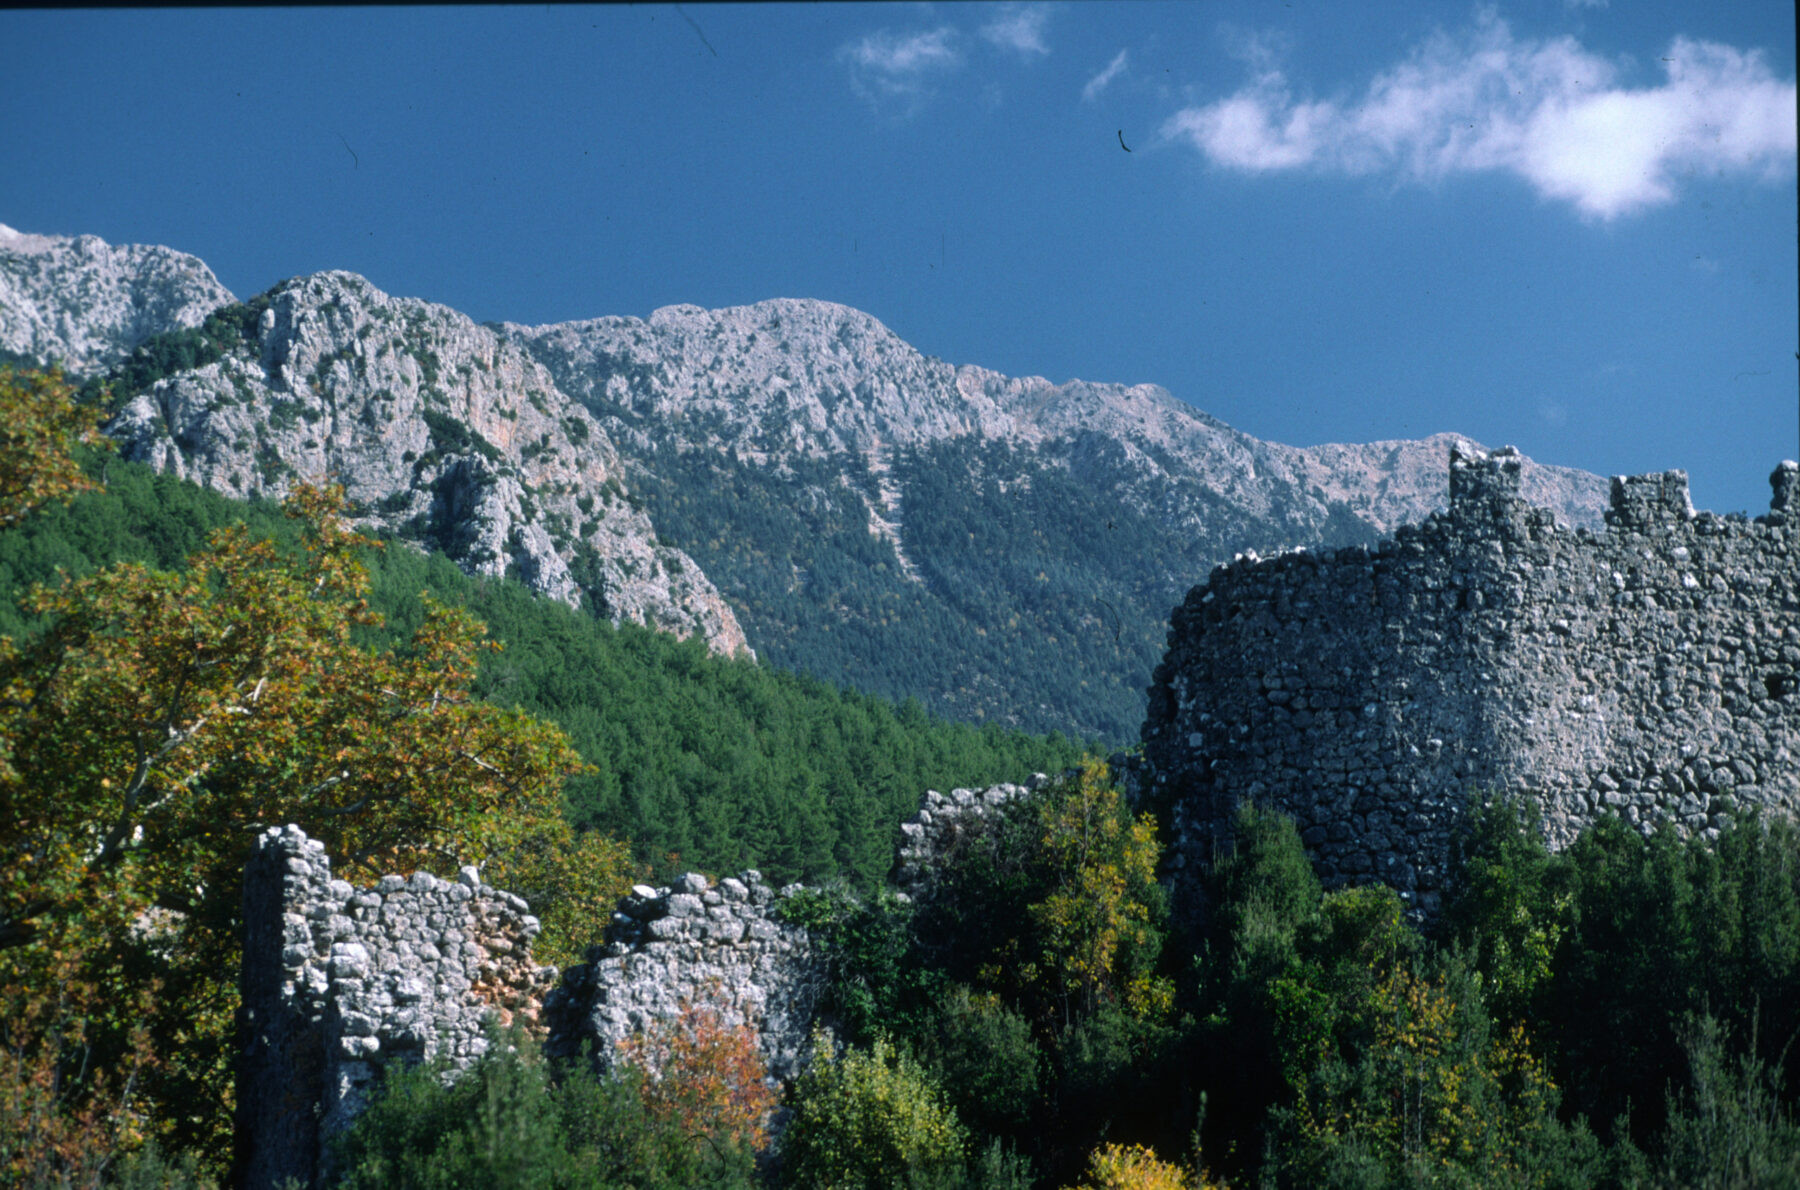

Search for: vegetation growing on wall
xmin=315 ymin=787 xmax=1800 ymax=1190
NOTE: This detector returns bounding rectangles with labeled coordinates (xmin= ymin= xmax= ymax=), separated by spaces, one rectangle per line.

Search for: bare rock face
xmin=513 ymin=297 xmax=1606 ymax=538
xmin=104 ymin=270 xmax=747 ymax=656
xmin=0 ymin=223 xmax=235 ymax=375
xmin=509 ymin=298 xmax=1606 ymax=736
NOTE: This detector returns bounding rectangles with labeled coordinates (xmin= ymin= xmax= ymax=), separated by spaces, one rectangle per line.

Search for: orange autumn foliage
xmin=615 ymin=1001 xmax=778 ymax=1153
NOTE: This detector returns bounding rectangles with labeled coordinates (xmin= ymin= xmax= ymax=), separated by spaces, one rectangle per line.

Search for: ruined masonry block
xmin=237 ymin=824 xmax=830 ymax=1188
xmin=1144 ymin=447 xmax=1799 ymax=921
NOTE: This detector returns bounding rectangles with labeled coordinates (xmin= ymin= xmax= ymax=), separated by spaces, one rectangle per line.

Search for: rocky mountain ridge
xmin=102 ymin=269 xmax=748 ymax=656
xmin=505 ymin=296 xmax=1606 ymax=735
xmin=508 ymin=297 xmax=1604 ymax=539
xmin=0 ymin=223 xmax=235 ymax=376
xmin=1 ymin=226 xmax=1611 ymax=737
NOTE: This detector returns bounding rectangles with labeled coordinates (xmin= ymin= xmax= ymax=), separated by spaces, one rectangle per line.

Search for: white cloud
xmin=1083 ymin=49 xmax=1130 ymax=103
xmin=839 ymin=27 xmax=962 ymax=110
xmin=1161 ymin=15 xmax=1797 ymax=218
xmin=981 ymin=4 xmax=1051 ymax=58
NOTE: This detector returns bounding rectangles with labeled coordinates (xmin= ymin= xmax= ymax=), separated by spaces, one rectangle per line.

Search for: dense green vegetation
xmin=331 ymin=1015 xmax=768 ymax=1190
xmin=0 ymin=452 xmax=1085 ymax=895
xmin=4 ymin=367 xmax=1796 ymax=1186
xmin=0 ymin=367 xmax=1086 ymax=1186
xmin=321 ymin=785 xmax=1800 ymax=1188
xmin=625 ymin=432 xmax=1384 ymax=743
xmin=69 ymin=294 xmax=273 ymax=413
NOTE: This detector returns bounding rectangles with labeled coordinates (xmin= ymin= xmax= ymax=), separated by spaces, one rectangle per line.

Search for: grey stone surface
xmin=236 ymin=825 xmax=557 ymax=1188
xmin=542 ymin=870 xmax=823 ymax=1083
xmin=97 ymin=268 xmax=748 ymax=657
xmin=1143 ymin=448 xmax=1800 ymax=917
xmin=238 ymin=828 xmax=829 ymax=1187
xmin=891 ymin=778 xmax=1047 ymax=903
xmin=0 ymin=223 xmax=234 ymax=377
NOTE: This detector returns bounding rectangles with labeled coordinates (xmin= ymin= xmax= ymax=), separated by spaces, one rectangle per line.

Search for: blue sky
xmin=3 ymin=2 xmax=1794 ymax=514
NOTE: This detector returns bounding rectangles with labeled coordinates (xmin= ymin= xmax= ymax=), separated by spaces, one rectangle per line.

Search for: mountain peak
xmin=0 ymin=224 xmax=234 ymax=376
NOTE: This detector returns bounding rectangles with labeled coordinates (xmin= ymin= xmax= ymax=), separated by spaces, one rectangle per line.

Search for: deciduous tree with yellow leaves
xmin=0 ymin=366 xmax=107 ymax=532
xmin=0 ymin=368 xmax=628 ymax=1171
xmin=1027 ymin=758 xmax=1173 ymax=1025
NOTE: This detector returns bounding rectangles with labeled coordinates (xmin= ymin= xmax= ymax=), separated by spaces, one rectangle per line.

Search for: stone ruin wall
xmin=236 ymin=826 xmax=561 ymax=1188
xmin=892 ymin=777 xmax=1046 ymax=901
xmin=1142 ymin=448 xmax=1800 ymax=916
xmin=237 ymin=781 xmax=1034 ymax=1188
xmin=234 ymin=448 xmax=1800 ymax=1186
xmin=541 ymin=869 xmax=822 ymax=1082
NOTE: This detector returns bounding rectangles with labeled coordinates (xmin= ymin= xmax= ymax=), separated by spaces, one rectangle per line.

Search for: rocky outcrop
xmin=1143 ymin=449 xmax=1800 ymax=916
xmin=510 ymin=297 xmax=1607 ymax=739
xmin=103 ymin=270 xmax=747 ymax=655
xmin=0 ymin=224 xmax=234 ymax=375
xmin=7 ymin=225 xmax=1620 ymax=735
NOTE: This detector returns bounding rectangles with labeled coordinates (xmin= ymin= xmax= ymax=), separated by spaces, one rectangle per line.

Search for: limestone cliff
xmin=4 ymin=226 xmax=1620 ymax=736
xmin=510 ymin=298 xmax=1606 ymax=737
xmin=512 ymin=298 xmax=1604 ymax=538
xmin=0 ymin=223 xmax=235 ymax=375
xmin=100 ymin=270 xmax=746 ymax=655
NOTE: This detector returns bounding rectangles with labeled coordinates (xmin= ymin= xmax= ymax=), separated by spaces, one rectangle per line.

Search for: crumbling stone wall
xmin=237 ymin=829 xmax=825 ymax=1187
xmin=235 ymin=825 xmax=557 ymax=1188
xmin=892 ymin=778 xmax=1046 ymax=901
xmin=543 ymin=869 xmax=823 ymax=1082
xmin=1143 ymin=449 xmax=1799 ymax=915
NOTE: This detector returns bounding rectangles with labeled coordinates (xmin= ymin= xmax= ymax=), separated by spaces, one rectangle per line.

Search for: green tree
xmin=0 ymin=482 xmax=597 ymax=1164
xmin=1267 ymin=890 xmax=1599 ymax=1188
xmin=780 ymin=1028 xmax=969 ymax=1190
xmin=335 ymin=1024 xmax=760 ymax=1190
xmin=1027 ymin=759 xmax=1172 ymax=1025
xmin=0 ymin=366 xmax=108 ymax=532
xmin=1441 ymin=793 xmax=1575 ymax=1028
xmin=1190 ymin=802 xmax=1323 ymax=1173
xmin=1654 ymin=1013 xmax=1800 ymax=1190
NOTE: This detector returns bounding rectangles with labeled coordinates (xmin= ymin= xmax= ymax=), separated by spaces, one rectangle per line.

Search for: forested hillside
xmin=634 ymin=433 xmax=1395 ymax=741
xmin=3 ymin=227 xmax=1609 ymax=742
xmin=0 ymin=452 xmax=1087 ymax=891
xmin=513 ymin=295 xmax=1607 ymax=741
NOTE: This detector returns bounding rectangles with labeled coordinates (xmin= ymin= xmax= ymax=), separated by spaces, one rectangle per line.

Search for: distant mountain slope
xmin=0 ymin=456 xmax=1084 ymax=889
xmin=0 ymin=223 xmax=235 ymax=375
xmin=0 ymin=229 xmax=1609 ymax=739
xmin=509 ymin=298 xmax=1606 ymax=738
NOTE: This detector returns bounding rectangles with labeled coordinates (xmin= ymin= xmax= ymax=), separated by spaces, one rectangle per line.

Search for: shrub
xmin=918 ymin=985 xmax=1042 ymax=1137
xmin=1067 ymin=1142 xmax=1197 ymax=1190
xmin=1441 ymin=793 xmax=1573 ymax=1025
xmin=1655 ymin=1013 xmax=1800 ymax=1190
xmin=779 ymin=1028 xmax=967 ymax=1189
xmin=615 ymin=1002 xmax=777 ymax=1153
xmin=335 ymin=1023 xmax=759 ymax=1190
